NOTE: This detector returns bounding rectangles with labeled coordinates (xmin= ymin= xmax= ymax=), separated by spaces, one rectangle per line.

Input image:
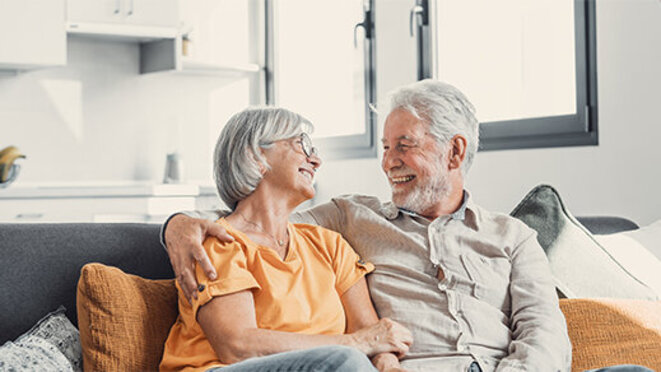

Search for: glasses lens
xmin=300 ymin=133 xmax=312 ymax=157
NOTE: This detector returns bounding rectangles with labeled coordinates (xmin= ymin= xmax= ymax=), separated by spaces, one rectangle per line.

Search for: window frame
xmin=416 ymin=0 xmax=598 ymax=151
xmin=264 ymin=0 xmax=378 ymax=160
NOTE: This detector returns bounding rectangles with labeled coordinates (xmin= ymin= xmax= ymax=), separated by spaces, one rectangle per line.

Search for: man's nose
xmin=382 ymin=151 xmax=402 ymax=171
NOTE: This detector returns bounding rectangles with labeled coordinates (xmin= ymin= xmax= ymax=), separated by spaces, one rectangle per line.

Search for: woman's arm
xmin=197 ymin=288 xmax=412 ymax=365
xmin=340 ymin=278 xmax=413 ymax=371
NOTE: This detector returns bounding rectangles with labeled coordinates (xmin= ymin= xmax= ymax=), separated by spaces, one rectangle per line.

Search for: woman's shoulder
xmin=202 ymin=218 xmax=252 ymax=254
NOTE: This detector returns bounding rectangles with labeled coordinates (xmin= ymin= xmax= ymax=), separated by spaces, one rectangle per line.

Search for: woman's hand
xmin=372 ymin=352 xmax=411 ymax=372
xmin=164 ymin=214 xmax=234 ymax=301
xmin=349 ymin=318 xmax=413 ymax=357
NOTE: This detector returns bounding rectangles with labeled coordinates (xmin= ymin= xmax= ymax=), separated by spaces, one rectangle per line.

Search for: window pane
xmin=274 ymin=0 xmax=366 ymax=138
xmin=432 ymin=0 xmax=576 ymax=123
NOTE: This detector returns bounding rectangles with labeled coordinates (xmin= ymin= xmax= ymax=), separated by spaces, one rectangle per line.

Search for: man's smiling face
xmin=381 ymin=108 xmax=451 ymax=214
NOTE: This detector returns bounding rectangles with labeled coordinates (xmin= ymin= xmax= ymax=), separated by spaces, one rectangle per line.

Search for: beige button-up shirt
xmin=292 ymin=192 xmax=571 ymax=372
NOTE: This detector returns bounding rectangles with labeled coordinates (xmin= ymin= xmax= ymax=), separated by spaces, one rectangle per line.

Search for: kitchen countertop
xmin=0 ymin=181 xmax=218 ymax=199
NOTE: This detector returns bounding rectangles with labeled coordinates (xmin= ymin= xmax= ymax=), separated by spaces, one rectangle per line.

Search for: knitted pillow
xmin=76 ymin=263 xmax=178 ymax=371
xmin=560 ymin=298 xmax=661 ymax=371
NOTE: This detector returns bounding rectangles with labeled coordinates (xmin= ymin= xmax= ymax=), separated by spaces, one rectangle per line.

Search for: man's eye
xmin=396 ymin=144 xmax=411 ymax=151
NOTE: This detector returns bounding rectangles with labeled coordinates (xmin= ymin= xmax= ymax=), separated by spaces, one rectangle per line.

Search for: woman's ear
xmin=257 ymin=161 xmax=267 ymax=175
xmin=448 ymin=135 xmax=467 ymax=170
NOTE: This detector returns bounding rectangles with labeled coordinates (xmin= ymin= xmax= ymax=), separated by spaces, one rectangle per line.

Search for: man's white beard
xmin=392 ymin=161 xmax=452 ymax=215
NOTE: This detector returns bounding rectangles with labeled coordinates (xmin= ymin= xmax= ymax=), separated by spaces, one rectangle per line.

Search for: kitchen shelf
xmin=140 ymin=36 xmax=262 ymax=75
xmin=66 ymin=22 xmax=178 ymax=42
xmin=179 ymin=59 xmax=261 ymax=75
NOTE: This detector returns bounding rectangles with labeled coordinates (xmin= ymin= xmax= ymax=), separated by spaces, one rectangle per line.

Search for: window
xmin=266 ymin=0 xmax=376 ymax=159
xmin=414 ymin=0 xmax=598 ymax=150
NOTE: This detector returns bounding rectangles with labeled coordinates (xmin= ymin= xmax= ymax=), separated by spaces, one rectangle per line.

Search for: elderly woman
xmin=160 ymin=107 xmax=412 ymax=372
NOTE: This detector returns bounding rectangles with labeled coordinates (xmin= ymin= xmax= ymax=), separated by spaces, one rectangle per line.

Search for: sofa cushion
xmin=594 ymin=229 xmax=661 ymax=298
xmin=0 ymin=306 xmax=80 ymax=372
xmin=0 ymin=223 xmax=173 ymax=345
xmin=510 ymin=185 xmax=658 ymax=300
xmin=0 ymin=335 xmax=73 ymax=371
xmin=17 ymin=306 xmax=83 ymax=372
xmin=618 ymin=219 xmax=661 ymax=260
xmin=76 ymin=263 xmax=178 ymax=371
xmin=560 ymin=298 xmax=661 ymax=371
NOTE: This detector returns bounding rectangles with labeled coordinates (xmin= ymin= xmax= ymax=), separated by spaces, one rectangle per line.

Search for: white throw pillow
xmin=595 ymin=220 xmax=661 ymax=298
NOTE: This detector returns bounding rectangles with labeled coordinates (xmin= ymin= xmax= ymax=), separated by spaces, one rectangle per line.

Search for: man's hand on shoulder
xmin=164 ymin=214 xmax=234 ymax=302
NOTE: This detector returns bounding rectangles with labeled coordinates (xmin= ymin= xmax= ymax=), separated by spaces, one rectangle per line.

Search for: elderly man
xmin=163 ymin=80 xmax=571 ymax=371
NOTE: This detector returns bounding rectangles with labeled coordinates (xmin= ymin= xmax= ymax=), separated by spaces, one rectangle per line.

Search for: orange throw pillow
xmin=560 ymin=298 xmax=661 ymax=371
xmin=76 ymin=263 xmax=178 ymax=371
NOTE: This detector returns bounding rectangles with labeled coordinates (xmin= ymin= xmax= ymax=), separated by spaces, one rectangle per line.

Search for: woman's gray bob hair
xmin=213 ymin=106 xmax=313 ymax=210
xmin=388 ymin=79 xmax=479 ymax=174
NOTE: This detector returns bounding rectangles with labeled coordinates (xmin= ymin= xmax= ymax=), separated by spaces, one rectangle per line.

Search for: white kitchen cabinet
xmin=0 ymin=183 xmax=216 ymax=223
xmin=0 ymin=0 xmax=66 ymax=70
xmin=66 ymin=0 xmax=179 ymax=40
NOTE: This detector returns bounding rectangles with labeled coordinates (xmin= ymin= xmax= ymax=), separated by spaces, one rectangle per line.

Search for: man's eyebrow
xmin=381 ymin=135 xmax=416 ymax=144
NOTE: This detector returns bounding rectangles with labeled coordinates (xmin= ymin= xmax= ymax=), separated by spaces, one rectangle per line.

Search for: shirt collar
xmin=380 ymin=190 xmax=472 ymax=221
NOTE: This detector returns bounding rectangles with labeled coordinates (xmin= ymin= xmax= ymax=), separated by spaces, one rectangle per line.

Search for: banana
xmin=0 ymin=146 xmax=26 ymax=183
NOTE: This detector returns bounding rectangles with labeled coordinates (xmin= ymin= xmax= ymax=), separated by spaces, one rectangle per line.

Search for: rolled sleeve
xmin=497 ymin=231 xmax=572 ymax=372
xmin=331 ymin=234 xmax=375 ymax=296
xmin=191 ymin=237 xmax=261 ymax=317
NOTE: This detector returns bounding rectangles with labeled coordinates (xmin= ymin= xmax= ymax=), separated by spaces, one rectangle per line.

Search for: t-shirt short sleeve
xmin=191 ymin=237 xmax=261 ymax=317
xmin=330 ymin=234 xmax=375 ymax=296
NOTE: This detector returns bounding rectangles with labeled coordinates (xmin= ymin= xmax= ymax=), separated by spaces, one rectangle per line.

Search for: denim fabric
xmin=586 ymin=365 xmax=654 ymax=372
xmin=468 ymin=361 xmax=483 ymax=372
xmin=207 ymin=345 xmax=377 ymax=372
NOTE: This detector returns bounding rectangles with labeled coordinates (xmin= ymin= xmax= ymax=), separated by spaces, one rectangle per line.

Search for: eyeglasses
xmin=298 ymin=133 xmax=318 ymax=158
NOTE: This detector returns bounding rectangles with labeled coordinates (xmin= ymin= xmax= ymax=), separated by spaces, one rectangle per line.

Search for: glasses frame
xmin=298 ymin=133 xmax=318 ymax=158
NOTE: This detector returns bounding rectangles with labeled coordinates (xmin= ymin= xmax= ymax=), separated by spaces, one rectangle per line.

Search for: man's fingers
xmin=192 ymin=244 xmax=217 ymax=280
xmin=204 ymin=220 xmax=234 ymax=243
xmin=179 ymin=267 xmax=199 ymax=303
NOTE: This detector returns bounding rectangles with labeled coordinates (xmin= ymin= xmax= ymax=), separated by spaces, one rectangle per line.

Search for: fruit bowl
xmin=0 ymin=164 xmax=20 ymax=189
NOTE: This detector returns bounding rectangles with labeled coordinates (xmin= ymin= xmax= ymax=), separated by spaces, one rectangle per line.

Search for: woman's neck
xmin=225 ymin=187 xmax=298 ymax=256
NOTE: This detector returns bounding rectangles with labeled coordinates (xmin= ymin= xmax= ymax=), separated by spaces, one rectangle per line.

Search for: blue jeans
xmin=586 ymin=365 xmax=654 ymax=372
xmin=207 ymin=345 xmax=377 ymax=372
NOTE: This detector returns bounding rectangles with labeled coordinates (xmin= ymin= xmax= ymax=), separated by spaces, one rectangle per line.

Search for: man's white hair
xmin=388 ymin=79 xmax=479 ymax=174
xmin=213 ymin=106 xmax=313 ymax=210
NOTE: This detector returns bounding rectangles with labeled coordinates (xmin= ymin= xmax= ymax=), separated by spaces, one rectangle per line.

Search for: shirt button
xmin=438 ymin=282 xmax=448 ymax=291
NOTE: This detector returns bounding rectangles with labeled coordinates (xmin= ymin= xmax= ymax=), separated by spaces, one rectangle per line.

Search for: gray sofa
xmin=0 ymin=217 xmax=639 ymax=345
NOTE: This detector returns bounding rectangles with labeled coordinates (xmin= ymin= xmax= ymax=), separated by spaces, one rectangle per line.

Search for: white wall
xmin=315 ymin=0 xmax=661 ymax=226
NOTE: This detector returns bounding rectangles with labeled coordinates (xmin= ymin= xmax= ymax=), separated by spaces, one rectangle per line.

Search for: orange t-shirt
xmin=160 ymin=219 xmax=374 ymax=372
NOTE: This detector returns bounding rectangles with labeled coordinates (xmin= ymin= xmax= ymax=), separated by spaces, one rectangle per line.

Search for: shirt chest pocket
xmin=460 ymin=251 xmax=512 ymax=311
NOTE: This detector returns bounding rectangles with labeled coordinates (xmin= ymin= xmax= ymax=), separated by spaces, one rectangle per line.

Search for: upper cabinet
xmin=0 ymin=0 xmax=67 ymax=71
xmin=66 ymin=0 xmax=179 ymax=40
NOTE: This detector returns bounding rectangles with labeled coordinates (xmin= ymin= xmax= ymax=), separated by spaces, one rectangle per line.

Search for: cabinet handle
xmin=114 ymin=0 xmax=120 ymax=14
xmin=127 ymin=0 xmax=134 ymax=15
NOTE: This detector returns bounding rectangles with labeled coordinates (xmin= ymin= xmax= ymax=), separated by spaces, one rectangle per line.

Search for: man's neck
xmin=414 ymin=175 xmax=465 ymax=220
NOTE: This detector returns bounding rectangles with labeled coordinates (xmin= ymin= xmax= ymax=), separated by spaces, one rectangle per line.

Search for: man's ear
xmin=448 ymin=135 xmax=467 ymax=170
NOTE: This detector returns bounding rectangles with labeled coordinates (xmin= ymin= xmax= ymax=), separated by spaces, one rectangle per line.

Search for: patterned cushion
xmin=0 ymin=306 xmax=81 ymax=371
xmin=76 ymin=263 xmax=178 ymax=371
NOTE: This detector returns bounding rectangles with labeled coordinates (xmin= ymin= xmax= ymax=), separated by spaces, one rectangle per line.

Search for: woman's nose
xmin=308 ymin=152 xmax=322 ymax=170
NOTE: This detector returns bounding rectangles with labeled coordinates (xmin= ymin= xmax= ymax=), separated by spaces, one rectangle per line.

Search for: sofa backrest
xmin=0 ymin=223 xmax=173 ymax=344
